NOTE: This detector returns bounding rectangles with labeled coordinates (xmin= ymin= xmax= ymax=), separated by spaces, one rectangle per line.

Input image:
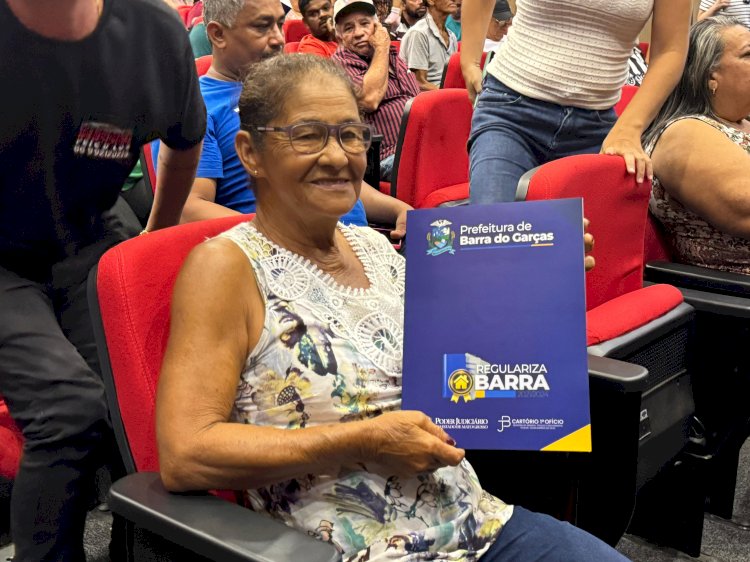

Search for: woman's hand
xmin=463 ymin=64 xmax=484 ymax=105
xmin=361 ymin=411 xmax=465 ymax=477
xmin=390 ymin=206 xmax=409 ymax=240
xmin=601 ymin=129 xmax=653 ymax=184
xmin=707 ymin=0 xmax=731 ymax=15
xmin=584 ymin=218 xmax=595 ymax=272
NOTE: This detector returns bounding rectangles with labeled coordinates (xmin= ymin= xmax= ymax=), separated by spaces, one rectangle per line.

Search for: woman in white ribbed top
xmin=460 ymin=0 xmax=691 ymax=203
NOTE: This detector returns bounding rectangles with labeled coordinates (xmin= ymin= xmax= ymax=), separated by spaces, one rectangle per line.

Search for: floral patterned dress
xmin=218 ymin=222 xmax=513 ymax=562
xmin=646 ymin=115 xmax=750 ymax=274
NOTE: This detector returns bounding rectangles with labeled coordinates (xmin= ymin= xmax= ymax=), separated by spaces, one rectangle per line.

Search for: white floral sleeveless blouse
xmin=218 ymin=222 xmax=513 ymax=562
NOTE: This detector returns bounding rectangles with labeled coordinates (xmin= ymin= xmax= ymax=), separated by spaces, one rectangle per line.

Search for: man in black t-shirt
xmin=0 ymin=0 xmax=205 ymax=560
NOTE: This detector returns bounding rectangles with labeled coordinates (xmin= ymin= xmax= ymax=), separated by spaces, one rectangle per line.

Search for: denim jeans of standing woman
xmin=468 ymin=73 xmax=618 ymax=204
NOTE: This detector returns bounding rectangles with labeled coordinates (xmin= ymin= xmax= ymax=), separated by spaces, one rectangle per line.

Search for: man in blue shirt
xmin=158 ymin=0 xmax=411 ymax=236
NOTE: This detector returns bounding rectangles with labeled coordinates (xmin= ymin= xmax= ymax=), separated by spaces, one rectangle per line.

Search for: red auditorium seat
xmin=390 ymin=89 xmax=472 ymax=208
xmin=517 ymin=154 xmax=700 ymax=553
xmin=440 ymin=51 xmax=488 ymax=89
xmin=283 ymin=41 xmax=300 ymax=53
xmin=638 ymin=41 xmax=649 ymax=58
xmin=614 ymin=85 xmax=638 ymax=117
xmin=176 ymin=4 xmax=191 ymax=26
xmin=195 ymin=54 xmax=212 ymax=76
xmin=88 ymin=217 xmax=339 ymax=562
xmin=0 ymin=398 xmax=22 ymax=481
xmin=282 ymin=19 xmax=310 ymax=43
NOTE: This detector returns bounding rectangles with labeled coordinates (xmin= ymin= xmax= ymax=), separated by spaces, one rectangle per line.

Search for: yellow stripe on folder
xmin=540 ymin=424 xmax=592 ymax=452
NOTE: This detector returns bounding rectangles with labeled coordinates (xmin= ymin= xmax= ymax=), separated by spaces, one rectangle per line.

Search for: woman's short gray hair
xmin=238 ymin=54 xmax=360 ymax=146
xmin=203 ymin=0 xmax=246 ymax=27
xmin=644 ymin=16 xmax=743 ymax=147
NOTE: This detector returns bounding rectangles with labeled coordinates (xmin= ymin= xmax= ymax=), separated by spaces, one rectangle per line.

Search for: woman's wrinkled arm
xmin=651 ymin=119 xmax=750 ymax=239
xmin=156 ymin=238 xmax=462 ymax=492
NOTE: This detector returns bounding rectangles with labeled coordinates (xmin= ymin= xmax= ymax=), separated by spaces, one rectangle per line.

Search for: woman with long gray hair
xmin=644 ymin=16 xmax=750 ymax=275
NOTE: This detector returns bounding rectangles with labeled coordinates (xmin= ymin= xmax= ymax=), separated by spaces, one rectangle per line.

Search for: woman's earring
xmin=711 ymin=86 xmax=717 ymax=96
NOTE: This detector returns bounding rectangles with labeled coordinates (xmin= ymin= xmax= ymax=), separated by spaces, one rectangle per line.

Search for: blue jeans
xmin=468 ymin=74 xmax=618 ymax=204
xmin=481 ymin=507 xmax=630 ymax=561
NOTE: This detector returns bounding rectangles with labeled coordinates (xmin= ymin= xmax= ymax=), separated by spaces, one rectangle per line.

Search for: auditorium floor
xmin=2 ymin=439 xmax=748 ymax=561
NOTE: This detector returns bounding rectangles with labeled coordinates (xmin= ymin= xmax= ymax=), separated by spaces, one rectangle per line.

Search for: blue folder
xmin=402 ymin=199 xmax=591 ymax=452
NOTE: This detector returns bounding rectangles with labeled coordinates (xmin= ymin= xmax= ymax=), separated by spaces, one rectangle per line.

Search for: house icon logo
xmin=447 ymin=369 xmax=474 ymax=402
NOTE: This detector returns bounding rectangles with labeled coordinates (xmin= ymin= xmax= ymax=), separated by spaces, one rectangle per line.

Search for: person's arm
xmin=459 ymin=0 xmax=495 ymax=103
xmin=181 ymin=178 xmax=242 ymax=223
xmin=359 ymin=23 xmax=392 ymax=111
xmin=697 ymin=0 xmax=731 ymax=21
xmin=359 ymin=181 xmax=413 ymax=239
xmin=411 ymin=69 xmax=438 ymax=91
xmin=601 ymin=0 xmax=691 ymax=184
xmin=157 ymin=239 xmax=463 ymax=492
xmin=651 ymin=119 xmax=750 ymax=239
xmin=146 ymin=142 xmax=203 ymax=231
xmin=401 ymin=29 xmax=436 ymax=91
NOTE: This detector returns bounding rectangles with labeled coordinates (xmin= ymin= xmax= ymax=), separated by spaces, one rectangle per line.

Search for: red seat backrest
xmin=94 ymin=216 xmax=251 ymax=472
xmin=521 ymin=154 xmax=652 ymax=310
xmin=0 ymin=398 xmax=22 ymax=480
xmin=284 ymin=41 xmax=301 ymax=54
xmin=195 ymin=54 xmax=212 ymax=76
xmin=614 ymin=85 xmax=638 ymax=117
xmin=176 ymin=4 xmax=192 ymax=26
xmin=283 ymin=19 xmax=311 ymax=43
xmin=639 ymin=42 xmax=649 ymax=58
xmin=441 ymin=51 xmax=487 ymax=89
xmin=392 ymin=89 xmax=472 ymax=208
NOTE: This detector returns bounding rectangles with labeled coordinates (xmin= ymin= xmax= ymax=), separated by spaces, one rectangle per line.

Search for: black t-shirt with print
xmin=0 ymin=0 xmax=206 ymax=279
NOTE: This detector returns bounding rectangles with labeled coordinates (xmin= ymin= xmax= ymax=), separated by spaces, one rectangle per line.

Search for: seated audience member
xmin=162 ymin=0 xmax=411 ymax=233
xmin=189 ymin=20 xmax=212 ymax=57
xmin=699 ymin=0 xmax=750 ymax=28
xmin=626 ymin=44 xmax=648 ymax=86
xmin=157 ymin=53 xmax=627 ymax=562
xmin=298 ymin=0 xmax=339 ymax=56
xmin=644 ymin=16 xmax=750 ymax=274
xmin=333 ymin=0 xmax=421 ymax=181
xmin=374 ymin=0 xmax=394 ymax=24
xmin=394 ymin=0 xmax=426 ymax=38
xmin=446 ymin=0 xmax=461 ymax=40
xmin=400 ymin=0 xmax=458 ymax=90
xmin=483 ymin=0 xmax=511 ymax=52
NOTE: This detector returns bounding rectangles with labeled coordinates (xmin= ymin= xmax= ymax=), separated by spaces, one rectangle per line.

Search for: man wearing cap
xmin=400 ymin=0 xmax=458 ymax=90
xmin=394 ymin=0 xmax=427 ymax=39
xmin=160 ymin=0 xmax=412 ymax=236
xmin=332 ymin=0 xmax=421 ymax=181
xmin=484 ymin=0 xmax=512 ymax=52
xmin=298 ymin=0 xmax=339 ymax=56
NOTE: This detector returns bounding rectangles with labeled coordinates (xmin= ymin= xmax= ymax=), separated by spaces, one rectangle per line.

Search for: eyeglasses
xmin=253 ymin=122 xmax=373 ymax=154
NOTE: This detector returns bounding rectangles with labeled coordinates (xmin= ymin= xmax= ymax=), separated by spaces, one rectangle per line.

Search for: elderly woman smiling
xmin=156 ymin=55 xmax=625 ymax=561
xmin=645 ymin=16 xmax=750 ymax=274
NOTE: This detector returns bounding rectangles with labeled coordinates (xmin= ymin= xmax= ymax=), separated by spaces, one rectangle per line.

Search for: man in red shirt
xmin=298 ymin=0 xmax=339 ymax=56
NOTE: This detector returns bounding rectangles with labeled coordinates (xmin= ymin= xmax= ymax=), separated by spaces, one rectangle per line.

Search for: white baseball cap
xmin=333 ymin=0 xmax=377 ymax=23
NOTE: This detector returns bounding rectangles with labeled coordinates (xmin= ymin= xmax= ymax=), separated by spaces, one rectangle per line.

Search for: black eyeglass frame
xmin=253 ymin=122 xmax=374 ymax=155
